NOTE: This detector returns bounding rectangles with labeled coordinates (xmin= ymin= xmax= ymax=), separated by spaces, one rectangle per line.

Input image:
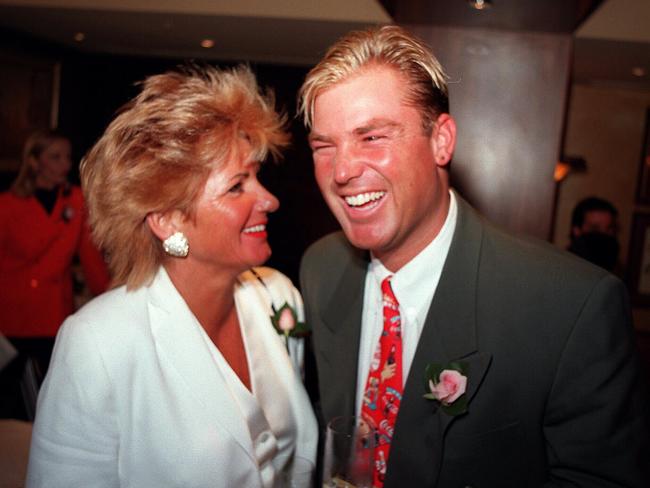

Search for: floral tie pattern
xmin=361 ymin=276 xmax=403 ymax=488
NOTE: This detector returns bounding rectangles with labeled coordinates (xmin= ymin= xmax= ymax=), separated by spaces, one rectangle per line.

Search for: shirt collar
xmin=369 ymin=190 xmax=458 ymax=309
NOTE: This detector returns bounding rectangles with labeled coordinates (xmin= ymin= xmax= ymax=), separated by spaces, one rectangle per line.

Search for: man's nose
xmin=333 ymin=144 xmax=363 ymax=184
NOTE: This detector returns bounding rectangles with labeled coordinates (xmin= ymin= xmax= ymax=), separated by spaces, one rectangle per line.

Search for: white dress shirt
xmin=355 ymin=191 xmax=458 ymax=416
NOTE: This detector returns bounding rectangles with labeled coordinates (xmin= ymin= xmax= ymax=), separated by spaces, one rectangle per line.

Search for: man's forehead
xmin=313 ymin=65 xmax=405 ymax=105
xmin=585 ymin=209 xmax=615 ymax=220
xmin=310 ymin=70 xmax=413 ymax=134
xmin=582 ymin=210 xmax=617 ymax=232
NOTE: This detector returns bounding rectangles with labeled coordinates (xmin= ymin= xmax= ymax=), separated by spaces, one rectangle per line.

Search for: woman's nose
xmin=255 ymin=184 xmax=279 ymax=213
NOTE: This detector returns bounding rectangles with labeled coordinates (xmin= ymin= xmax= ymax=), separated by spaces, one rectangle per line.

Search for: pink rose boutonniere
xmin=423 ymin=361 xmax=469 ymax=416
xmin=270 ymin=302 xmax=308 ymax=339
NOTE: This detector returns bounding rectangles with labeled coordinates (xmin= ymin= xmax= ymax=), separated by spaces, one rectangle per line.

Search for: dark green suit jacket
xmin=300 ymin=197 xmax=649 ymax=487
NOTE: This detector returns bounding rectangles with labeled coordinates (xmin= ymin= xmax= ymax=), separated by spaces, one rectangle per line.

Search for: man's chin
xmin=341 ymin=227 xmax=386 ymax=253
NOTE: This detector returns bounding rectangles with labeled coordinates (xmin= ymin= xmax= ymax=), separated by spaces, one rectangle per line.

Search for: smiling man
xmin=298 ymin=25 xmax=648 ymax=488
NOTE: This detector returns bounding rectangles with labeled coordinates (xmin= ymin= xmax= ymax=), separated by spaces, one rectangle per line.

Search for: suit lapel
xmin=386 ymin=196 xmax=493 ymax=488
xmin=146 ymin=267 xmax=256 ymax=465
xmin=319 ymin=244 xmax=368 ymax=420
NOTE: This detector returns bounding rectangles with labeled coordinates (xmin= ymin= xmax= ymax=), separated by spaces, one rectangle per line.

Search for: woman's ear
xmin=146 ymin=211 xmax=184 ymax=242
xmin=430 ymin=113 xmax=457 ymax=168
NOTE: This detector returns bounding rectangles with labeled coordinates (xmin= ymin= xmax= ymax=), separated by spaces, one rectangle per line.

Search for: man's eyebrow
xmin=354 ymin=119 xmax=403 ymax=135
xmin=308 ymin=119 xmax=403 ymax=143
xmin=308 ymin=132 xmax=333 ymax=145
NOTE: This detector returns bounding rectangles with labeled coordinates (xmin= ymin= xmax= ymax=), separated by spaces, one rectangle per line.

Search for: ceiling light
xmin=73 ymin=32 xmax=85 ymax=42
xmin=468 ymin=0 xmax=492 ymax=10
xmin=632 ymin=67 xmax=646 ymax=78
xmin=201 ymin=39 xmax=215 ymax=49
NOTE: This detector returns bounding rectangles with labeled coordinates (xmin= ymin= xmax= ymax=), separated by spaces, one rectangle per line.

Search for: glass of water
xmin=322 ymin=416 xmax=375 ymax=488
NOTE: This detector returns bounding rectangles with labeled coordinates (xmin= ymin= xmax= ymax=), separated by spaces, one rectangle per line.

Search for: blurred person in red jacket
xmin=0 ymin=129 xmax=110 ymax=392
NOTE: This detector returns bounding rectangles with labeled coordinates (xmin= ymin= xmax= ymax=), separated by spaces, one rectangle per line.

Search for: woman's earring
xmin=163 ymin=231 xmax=189 ymax=258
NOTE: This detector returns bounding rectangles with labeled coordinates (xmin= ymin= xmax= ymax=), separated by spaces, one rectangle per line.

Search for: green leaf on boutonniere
xmin=270 ymin=302 xmax=308 ymax=338
xmin=423 ymin=361 xmax=469 ymax=416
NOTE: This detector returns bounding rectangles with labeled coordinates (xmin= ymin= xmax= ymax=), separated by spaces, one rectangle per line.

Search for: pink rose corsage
xmin=270 ymin=302 xmax=308 ymax=339
xmin=423 ymin=362 xmax=469 ymax=416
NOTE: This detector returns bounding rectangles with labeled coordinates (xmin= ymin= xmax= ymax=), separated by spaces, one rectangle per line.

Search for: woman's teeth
xmin=344 ymin=191 xmax=385 ymax=207
xmin=243 ymin=224 xmax=265 ymax=233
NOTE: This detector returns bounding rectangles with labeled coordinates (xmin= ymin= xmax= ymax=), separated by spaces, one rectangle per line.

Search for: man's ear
xmin=146 ymin=211 xmax=184 ymax=242
xmin=430 ymin=113 xmax=457 ymax=168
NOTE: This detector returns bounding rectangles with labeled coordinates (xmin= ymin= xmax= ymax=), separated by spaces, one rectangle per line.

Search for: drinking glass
xmin=322 ymin=416 xmax=375 ymax=488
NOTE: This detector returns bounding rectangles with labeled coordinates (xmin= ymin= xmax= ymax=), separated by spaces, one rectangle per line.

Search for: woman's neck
xmin=163 ymin=259 xmax=251 ymax=390
xmin=34 ymin=176 xmax=62 ymax=191
xmin=163 ymin=259 xmax=239 ymax=333
xmin=34 ymin=185 xmax=59 ymax=214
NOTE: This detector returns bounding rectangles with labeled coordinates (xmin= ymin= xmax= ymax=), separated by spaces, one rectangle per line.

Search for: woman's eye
xmin=228 ymin=182 xmax=243 ymax=193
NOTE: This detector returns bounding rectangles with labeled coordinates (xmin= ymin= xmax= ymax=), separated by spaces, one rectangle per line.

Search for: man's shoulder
xmin=300 ymin=231 xmax=368 ymax=296
xmin=302 ymin=231 xmax=363 ymax=268
xmin=478 ymin=216 xmax=611 ymax=289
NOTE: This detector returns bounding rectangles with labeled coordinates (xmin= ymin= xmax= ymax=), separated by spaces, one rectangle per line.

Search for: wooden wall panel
xmin=409 ymin=25 xmax=571 ymax=240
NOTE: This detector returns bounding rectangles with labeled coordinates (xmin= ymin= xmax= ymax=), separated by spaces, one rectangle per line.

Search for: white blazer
xmin=27 ymin=266 xmax=317 ymax=488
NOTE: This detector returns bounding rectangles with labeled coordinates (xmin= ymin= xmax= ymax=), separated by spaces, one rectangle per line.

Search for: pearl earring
xmin=163 ymin=231 xmax=189 ymax=258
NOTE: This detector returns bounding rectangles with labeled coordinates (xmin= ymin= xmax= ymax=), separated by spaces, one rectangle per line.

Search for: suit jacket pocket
xmin=439 ymin=421 xmax=527 ymax=487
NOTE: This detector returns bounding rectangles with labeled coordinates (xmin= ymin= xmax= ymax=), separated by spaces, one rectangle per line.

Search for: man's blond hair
xmin=298 ymin=25 xmax=449 ymax=132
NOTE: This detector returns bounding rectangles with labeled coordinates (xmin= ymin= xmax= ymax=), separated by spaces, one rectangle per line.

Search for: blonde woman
xmin=27 ymin=66 xmax=317 ymax=487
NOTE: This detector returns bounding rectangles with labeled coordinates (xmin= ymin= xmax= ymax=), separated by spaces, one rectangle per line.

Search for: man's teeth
xmin=344 ymin=191 xmax=385 ymax=207
xmin=243 ymin=224 xmax=265 ymax=233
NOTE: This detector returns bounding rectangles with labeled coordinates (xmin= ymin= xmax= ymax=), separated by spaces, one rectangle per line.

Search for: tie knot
xmin=381 ymin=276 xmax=398 ymax=304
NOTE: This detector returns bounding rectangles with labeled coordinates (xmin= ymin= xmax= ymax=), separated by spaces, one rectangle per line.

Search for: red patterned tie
xmin=361 ymin=276 xmax=403 ymax=488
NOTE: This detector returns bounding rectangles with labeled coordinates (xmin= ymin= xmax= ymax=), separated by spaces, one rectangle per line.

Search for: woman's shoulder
xmin=60 ymin=184 xmax=84 ymax=204
xmin=239 ymin=267 xmax=304 ymax=317
xmin=0 ymin=191 xmax=48 ymax=224
xmin=240 ymin=266 xmax=296 ymax=292
xmin=0 ymin=189 xmax=24 ymax=207
xmin=61 ymin=284 xmax=149 ymax=343
xmin=0 ymin=191 xmax=14 ymax=216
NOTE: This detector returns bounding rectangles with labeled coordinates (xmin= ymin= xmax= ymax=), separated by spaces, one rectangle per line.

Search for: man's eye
xmin=312 ymin=144 xmax=332 ymax=152
xmin=364 ymin=135 xmax=384 ymax=142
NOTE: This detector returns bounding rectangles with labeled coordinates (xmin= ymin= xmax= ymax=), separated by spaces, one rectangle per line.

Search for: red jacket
xmin=0 ymin=185 xmax=110 ymax=337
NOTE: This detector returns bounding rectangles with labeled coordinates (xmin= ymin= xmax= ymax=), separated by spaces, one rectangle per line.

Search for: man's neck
xmin=374 ymin=191 xmax=452 ymax=272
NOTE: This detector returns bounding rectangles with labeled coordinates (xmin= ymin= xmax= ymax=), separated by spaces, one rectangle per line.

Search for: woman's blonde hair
xmin=81 ymin=64 xmax=289 ymax=290
xmin=298 ymin=25 xmax=449 ymax=132
xmin=12 ymin=129 xmax=69 ymax=197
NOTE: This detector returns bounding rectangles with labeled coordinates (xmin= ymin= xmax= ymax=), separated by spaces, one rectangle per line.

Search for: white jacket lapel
xmin=146 ymin=267 xmax=256 ymax=464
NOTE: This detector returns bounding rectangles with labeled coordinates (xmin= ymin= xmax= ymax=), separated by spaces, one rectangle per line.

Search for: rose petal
xmin=429 ymin=379 xmax=451 ymax=402
xmin=439 ymin=370 xmax=467 ymax=403
xmin=278 ymin=308 xmax=295 ymax=332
